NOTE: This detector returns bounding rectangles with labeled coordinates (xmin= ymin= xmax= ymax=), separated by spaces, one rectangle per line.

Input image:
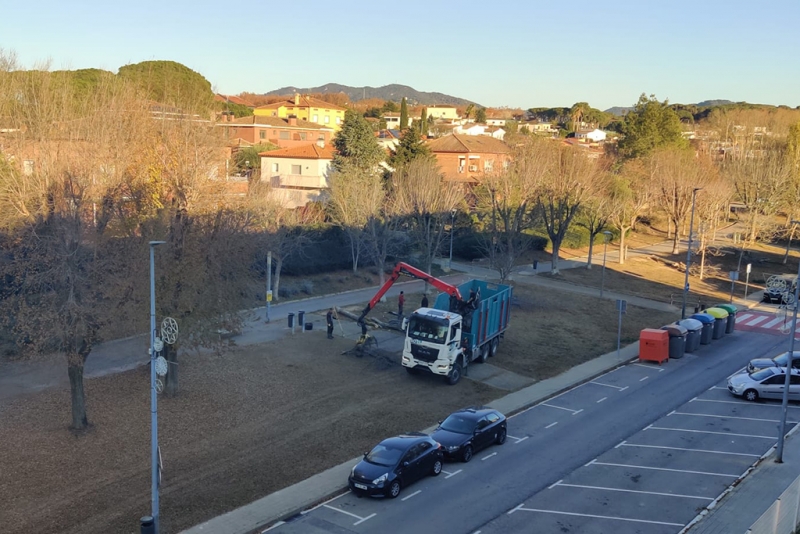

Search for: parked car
xmin=431 ymin=407 xmax=507 ymax=462
xmin=348 ymin=433 xmax=443 ymax=498
xmin=747 ymin=351 xmax=800 ymax=374
xmin=763 ymin=274 xmax=798 ymax=304
xmin=727 ymin=367 xmax=800 ymax=402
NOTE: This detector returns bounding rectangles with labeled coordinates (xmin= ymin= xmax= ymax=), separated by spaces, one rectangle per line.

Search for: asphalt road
xmin=265 ymin=329 xmax=792 ymax=534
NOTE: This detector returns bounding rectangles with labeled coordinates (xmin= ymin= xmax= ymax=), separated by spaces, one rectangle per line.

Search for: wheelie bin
xmin=678 ymin=318 xmax=703 ymax=353
xmin=715 ymin=304 xmax=737 ymax=333
xmin=662 ymin=324 xmax=688 ymax=359
xmin=691 ymin=313 xmax=715 ymax=345
xmin=706 ymin=307 xmax=729 ymax=340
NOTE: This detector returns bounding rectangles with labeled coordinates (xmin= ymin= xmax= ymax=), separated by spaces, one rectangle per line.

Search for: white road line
xmin=633 ymin=363 xmax=664 ymax=371
xmin=482 ymin=452 xmax=497 ymax=461
xmin=545 ymin=422 xmax=558 ymax=429
xmin=302 ymin=490 xmax=348 ymax=514
xmin=597 ymin=397 xmax=607 ymax=403
xmin=590 ymin=381 xmax=628 ymax=391
xmin=323 ymin=504 xmax=376 ymax=526
xmin=510 ymin=507 xmax=684 ymax=527
xmin=507 ymin=503 xmax=526 ymax=515
xmin=746 ymin=316 xmax=769 ymax=326
xmin=647 ymin=426 xmax=776 ymax=439
xmin=354 ymin=514 xmax=377 ymax=526
xmin=690 ymin=398 xmax=800 ymax=408
xmin=671 ymin=411 xmax=795 ymax=424
xmin=640 ymin=376 xmax=649 ymax=382
xmin=591 ymin=461 xmax=739 ymax=477
xmin=261 ymin=521 xmax=286 ymax=532
xmin=548 ymin=479 xmax=563 ymax=490
xmin=573 ymin=409 xmax=584 ymax=415
xmin=554 ymin=482 xmax=714 ymax=500
xmin=401 ymin=490 xmax=422 ymax=501
xmin=620 ymin=442 xmax=761 ymax=457
xmin=585 ymin=459 xmax=596 ymax=467
xmin=668 ymin=410 xmax=676 ymax=416
xmin=736 ymin=313 xmax=754 ymax=323
xmin=710 ymin=386 xmax=729 ymax=390
xmin=542 ymin=403 xmax=580 ymax=414
xmin=727 ymin=367 xmax=747 ymax=379
xmin=763 ymin=317 xmax=785 ymax=328
xmin=444 ymin=469 xmax=462 ymax=479
xmin=507 ymin=434 xmax=529 ymax=444
xmin=615 ymin=440 xmax=626 ymax=449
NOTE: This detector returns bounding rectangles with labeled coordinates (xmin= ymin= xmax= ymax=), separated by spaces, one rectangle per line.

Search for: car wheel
xmin=477 ymin=344 xmax=489 ymax=364
xmin=744 ymin=389 xmax=759 ymax=402
xmin=447 ymin=361 xmax=462 ymax=385
xmin=405 ymin=366 xmax=420 ymax=375
xmin=496 ymin=427 xmax=507 ymax=445
xmin=490 ymin=338 xmax=499 ymax=357
xmin=462 ymin=444 xmax=473 ymax=463
xmin=431 ymin=459 xmax=443 ymax=476
xmin=388 ymin=480 xmax=401 ymax=499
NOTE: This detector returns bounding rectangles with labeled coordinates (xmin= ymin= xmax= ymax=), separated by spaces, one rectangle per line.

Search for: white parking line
xmin=709 ymin=386 xmax=729 ymax=390
xmin=591 ymin=461 xmax=740 ymax=477
xmin=548 ymin=479 xmax=563 ymax=489
xmin=597 ymin=397 xmax=607 ymax=403
xmin=508 ymin=507 xmax=684 ymax=527
xmin=640 ymin=376 xmax=649 ymax=382
xmin=670 ymin=411 xmax=795 ymax=424
xmin=508 ymin=503 xmax=526 ymax=515
xmin=322 ymin=504 xmax=376 ymax=526
xmin=590 ymin=381 xmax=629 ymax=391
xmin=443 ymin=469 xmax=462 ymax=479
xmin=482 ymin=452 xmax=497 ymax=461
xmin=506 ymin=434 xmax=529 ymax=444
xmin=542 ymin=403 xmax=582 ymax=415
xmin=646 ymin=426 xmax=776 ymax=439
xmin=261 ymin=521 xmax=285 ymax=532
xmin=690 ymin=398 xmax=800 ymax=408
xmin=633 ymin=363 xmax=665 ymax=372
xmin=727 ymin=367 xmax=747 ymax=379
xmin=401 ymin=490 xmax=421 ymax=501
xmin=553 ymin=481 xmax=714 ymax=500
xmin=619 ymin=442 xmax=761 ymax=457
xmin=545 ymin=422 xmax=558 ymax=429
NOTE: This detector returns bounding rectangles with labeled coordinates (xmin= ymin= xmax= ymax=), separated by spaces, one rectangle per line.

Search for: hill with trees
xmin=118 ymin=60 xmax=214 ymax=114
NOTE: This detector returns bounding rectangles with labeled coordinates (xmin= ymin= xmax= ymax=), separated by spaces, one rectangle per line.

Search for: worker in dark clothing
xmin=421 ymin=295 xmax=429 ymax=308
xmin=398 ymin=291 xmax=405 ymax=317
xmin=326 ymin=308 xmax=335 ymax=339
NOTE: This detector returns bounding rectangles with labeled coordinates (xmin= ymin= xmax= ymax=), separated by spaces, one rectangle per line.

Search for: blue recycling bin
xmin=691 ymin=313 xmax=715 ymax=345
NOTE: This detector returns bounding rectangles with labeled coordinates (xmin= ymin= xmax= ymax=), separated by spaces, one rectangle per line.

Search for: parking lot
xmin=265 ymin=332 xmax=790 ymax=534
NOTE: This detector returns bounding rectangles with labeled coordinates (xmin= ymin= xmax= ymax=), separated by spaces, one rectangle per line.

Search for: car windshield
xmin=774 ymin=354 xmax=789 ymax=366
xmin=365 ymin=444 xmax=404 ymax=467
xmin=439 ymin=414 xmax=476 ymax=434
xmin=408 ymin=316 xmax=449 ymax=344
xmin=750 ymin=368 xmax=775 ymax=381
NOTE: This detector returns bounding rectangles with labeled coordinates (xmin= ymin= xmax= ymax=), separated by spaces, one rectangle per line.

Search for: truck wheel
xmin=477 ymin=344 xmax=490 ymax=364
xmin=490 ymin=338 xmax=499 ymax=357
xmin=447 ymin=361 xmax=462 ymax=385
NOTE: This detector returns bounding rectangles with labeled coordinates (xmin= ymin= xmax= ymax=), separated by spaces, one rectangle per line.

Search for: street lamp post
xmin=681 ymin=188 xmax=702 ymax=319
xmin=449 ymin=209 xmax=456 ymax=270
xmin=149 ymin=240 xmax=165 ymax=533
xmin=600 ymin=231 xmax=612 ymax=298
xmin=776 ymin=221 xmax=800 ymax=463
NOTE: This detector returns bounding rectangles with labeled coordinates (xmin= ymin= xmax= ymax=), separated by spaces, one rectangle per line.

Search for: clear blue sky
xmin=3 ymin=0 xmax=798 ymax=111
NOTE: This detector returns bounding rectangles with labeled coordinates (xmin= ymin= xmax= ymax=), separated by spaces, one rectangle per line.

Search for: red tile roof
xmin=226 ymin=115 xmax=331 ymax=130
xmin=426 ymin=134 xmax=510 ymax=154
xmin=259 ymin=143 xmax=335 ymax=160
xmin=215 ymin=94 xmax=254 ymax=107
xmin=255 ymin=94 xmax=346 ymax=112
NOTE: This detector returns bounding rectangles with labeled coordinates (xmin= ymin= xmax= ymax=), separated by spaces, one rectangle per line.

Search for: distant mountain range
xmin=605 ymin=100 xmax=736 ymax=117
xmin=262 ymin=83 xmax=478 ymax=106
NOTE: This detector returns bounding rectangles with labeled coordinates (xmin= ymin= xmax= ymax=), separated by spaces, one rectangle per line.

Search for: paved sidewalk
xmin=181 ymin=342 xmax=641 ymax=534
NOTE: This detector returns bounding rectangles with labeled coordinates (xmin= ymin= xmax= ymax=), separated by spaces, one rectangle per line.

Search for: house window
xmin=279 ymin=131 xmax=290 ymax=140
xmin=272 ymin=163 xmax=279 ymax=172
xmin=312 ymin=115 xmax=318 ymax=122
xmin=259 ymin=130 xmax=266 ymax=140
xmin=300 ymin=132 xmax=307 ymax=141
xmin=503 ymin=160 xmax=510 ymax=169
xmin=484 ymin=160 xmax=494 ymax=172
xmin=291 ymin=164 xmax=302 ymax=175
xmin=336 ymin=117 xmax=341 ymax=124
xmin=318 ymin=135 xmax=325 ymax=141
xmin=324 ymin=116 xmax=330 ymax=124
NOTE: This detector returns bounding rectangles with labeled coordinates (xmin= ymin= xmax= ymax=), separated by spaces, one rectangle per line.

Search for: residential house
xmin=384 ymin=112 xmax=412 ymax=130
xmin=427 ymin=134 xmax=511 ymax=183
xmin=254 ymin=93 xmax=346 ymax=131
xmin=520 ymin=121 xmax=558 ymax=136
xmin=574 ymin=129 xmax=607 ymax=143
xmin=426 ymin=105 xmax=460 ymax=121
xmin=486 ymin=117 xmax=507 ymax=127
xmin=218 ymin=115 xmax=334 ymax=148
xmin=375 ymin=129 xmax=402 ymax=151
xmin=259 ymin=142 xmax=334 ymax=208
xmin=454 ymin=123 xmax=505 ymax=141
xmin=214 ymin=94 xmax=254 ymax=108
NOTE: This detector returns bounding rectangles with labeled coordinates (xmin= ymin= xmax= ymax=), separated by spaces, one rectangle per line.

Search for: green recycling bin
xmin=706 ymin=307 xmax=729 ymax=340
xmin=715 ymin=304 xmax=737 ymax=333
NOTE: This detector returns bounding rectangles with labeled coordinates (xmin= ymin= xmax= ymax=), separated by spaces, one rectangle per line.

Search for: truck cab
xmin=402 ymin=308 xmax=464 ymax=382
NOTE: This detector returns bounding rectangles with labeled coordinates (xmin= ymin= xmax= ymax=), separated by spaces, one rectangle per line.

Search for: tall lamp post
xmin=600 ymin=231 xmax=612 ymax=297
xmin=449 ymin=209 xmax=456 ymax=270
xmin=776 ymin=220 xmax=800 ymax=463
xmin=149 ymin=240 xmax=165 ymax=533
xmin=681 ymin=188 xmax=702 ymax=319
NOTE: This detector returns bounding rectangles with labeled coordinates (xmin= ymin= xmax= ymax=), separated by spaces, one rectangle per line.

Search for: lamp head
xmin=150 ymin=241 xmax=166 ymax=246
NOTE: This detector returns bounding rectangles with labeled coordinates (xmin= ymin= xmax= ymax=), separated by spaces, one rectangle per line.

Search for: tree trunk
xmin=551 ymin=242 xmax=560 ymax=274
xmin=672 ymin=220 xmax=680 ymax=254
xmin=164 ymin=342 xmax=178 ymax=397
xmin=586 ymin=237 xmax=595 ymax=269
xmin=67 ymin=354 xmax=89 ymax=429
xmin=667 ymin=218 xmax=672 ymax=240
xmin=749 ymin=213 xmax=758 ymax=245
xmin=273 ymin=257 xmax=283 ymax=301
xmin=618 ymin=226 xmax=629 ymax=265
xmin=349 ymin=232 xmax=360 ymax=273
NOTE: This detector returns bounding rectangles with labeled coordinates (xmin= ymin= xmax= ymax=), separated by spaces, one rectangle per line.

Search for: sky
xmin=2 ymin=0 xmax=799 ymax=111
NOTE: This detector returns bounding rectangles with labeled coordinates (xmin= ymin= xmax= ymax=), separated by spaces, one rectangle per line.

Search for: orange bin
xmin=639 ymin=328 xmax=669 ymax=364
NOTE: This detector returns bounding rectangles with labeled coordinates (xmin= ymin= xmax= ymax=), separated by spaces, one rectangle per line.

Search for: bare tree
xmin=607 ymin=161 xmax=652 ymax=265
xmin=576 ymin=172 xmax=613 ymax=269
xmin=327 ymin=163 xmax=380 ymax=272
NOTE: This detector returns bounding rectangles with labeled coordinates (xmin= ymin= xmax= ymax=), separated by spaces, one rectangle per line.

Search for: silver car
xmin=728 ymin=367 xmax=800 ymax=402
xmin=747 ymin=351 xmax=800 ymax=375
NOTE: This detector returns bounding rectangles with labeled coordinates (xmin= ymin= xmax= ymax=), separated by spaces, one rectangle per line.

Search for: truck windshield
xmin=408 ymin=316 xmax=449 ymax=344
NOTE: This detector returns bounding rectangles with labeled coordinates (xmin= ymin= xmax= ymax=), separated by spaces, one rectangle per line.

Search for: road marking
xmin=585 ymin=459 xmax=596 ymax=467
xmin=763 ymin=317 xmax=785 ymax=328
xmin=573 ymin=409 xmax=583 ymax=415
xmin=443 ymin=469 xmax=462 ymax=479
xmin=690 ymin=398 xmax=800 ymax=408
xmin=746 ymin=316 xmax=769 ymax=326
xmin=633 ymin=363 xmax=664 ymax=371
xmin=591 ymin=461 xmax=739 ymax=477
xmin=507 ymin=434 xmax=529 ymax=444
xmin=323 ymin=504 xmax=376 ymax=526
xmin=553 ymin=481 xmax=714 ymax=500
xmin=548 ymin=479 xmax=563 ymax=489
xmin=508 ymin=507 xmax=684 ymax=527
xmin=615 ymin=440 xmax=625 ymax=449
xmin=545 ymin=422 xmax=558 ymax=429
xmin=401 ymin=490 xmax=421 ymax=501
xmin=670 ymin=411 xmax=795 ymax=424
xmin=590 ymin=381 xmax=628 ymax=391
xmin=668 ymin=410 xmax=676 ymax=416
xmin=736 ymin=313 xmax=753 ymax=323
xmin=508 ymin=503 xmax=526 ymax=515
xmin=727 ymin=367 xmax=747 ymax=379
xmin=620 ymin=442 xmax=761 ymax=457
xmin=646 ymin=426 xmax=776 ymax=439
xmin=482 ymin=452 xmax=497 ymax=461
xmin=709 ymin=386 xmax=729 ymax=390
xmin=640 ymin=376 xmax=649 ymax=382
xmin=542 ymin=403 xmax=581 ymax=414
xmin=597 ymin=397 xmax=607 ymax=403
xmin=261 ymin=521 xmax=285 ymax=532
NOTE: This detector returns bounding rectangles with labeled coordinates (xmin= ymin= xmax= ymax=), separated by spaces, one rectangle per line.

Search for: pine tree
xmin=390 ymin=126 xmax=432 ymax=168
xmin=332 ymin=110 xmax=384 ymax=172
xmin=399 ymin=97 xmax=408 ymax=130
xmin=420 ymin=107 xmax=428 ymax=136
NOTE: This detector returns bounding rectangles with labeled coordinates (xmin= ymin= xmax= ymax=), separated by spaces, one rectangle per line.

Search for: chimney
xmin=288 ymin=117 xmax=297 ymax=126
xmin=294 ymin=93 xmax=300 ymax=106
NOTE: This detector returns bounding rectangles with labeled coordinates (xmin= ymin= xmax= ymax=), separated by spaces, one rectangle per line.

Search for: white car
xmin=727 ymin=367 xmax=800 ymax=402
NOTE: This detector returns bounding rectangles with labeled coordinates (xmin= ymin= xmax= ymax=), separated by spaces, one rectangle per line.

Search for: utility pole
xmin=148 ymin=241 xmax=165 ymax=533
xmin=776 ymin=221 xmax=800 ymax=463
xmin=682 ymin=188 xmax=702 ymax=319
xmin=266 ymin=251 xmax=272 ymax=323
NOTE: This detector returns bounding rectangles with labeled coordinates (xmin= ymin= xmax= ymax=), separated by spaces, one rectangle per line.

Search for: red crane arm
xmin=356 ymin=262 xmax=463 ymax=325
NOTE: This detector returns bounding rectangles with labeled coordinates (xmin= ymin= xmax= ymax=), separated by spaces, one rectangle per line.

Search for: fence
xmin=747 ymin=472 xmax=800 ymax=534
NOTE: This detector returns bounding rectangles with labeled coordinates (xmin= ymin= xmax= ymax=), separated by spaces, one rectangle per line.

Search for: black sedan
xmin=431 ymin=407 xmax=507 ymax=463
xmin=348 ymin=433 xmax=443 ymax=498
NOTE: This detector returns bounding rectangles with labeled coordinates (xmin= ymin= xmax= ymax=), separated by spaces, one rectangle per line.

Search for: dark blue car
xmin=348 ymin=433 xmax=443 ymax=498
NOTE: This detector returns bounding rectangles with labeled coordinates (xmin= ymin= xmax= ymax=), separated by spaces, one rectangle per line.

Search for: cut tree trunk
xmin=551 ymin=243 xmax=561 ymax=275
xmin=67 ymin=354 xmax=89 ymax=429
xmin=586 ymin=238 xmax=595 ymax=269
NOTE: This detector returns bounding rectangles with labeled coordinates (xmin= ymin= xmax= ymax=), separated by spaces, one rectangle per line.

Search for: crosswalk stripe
xmin=746 ymin=316 xmax=769 ymax=326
